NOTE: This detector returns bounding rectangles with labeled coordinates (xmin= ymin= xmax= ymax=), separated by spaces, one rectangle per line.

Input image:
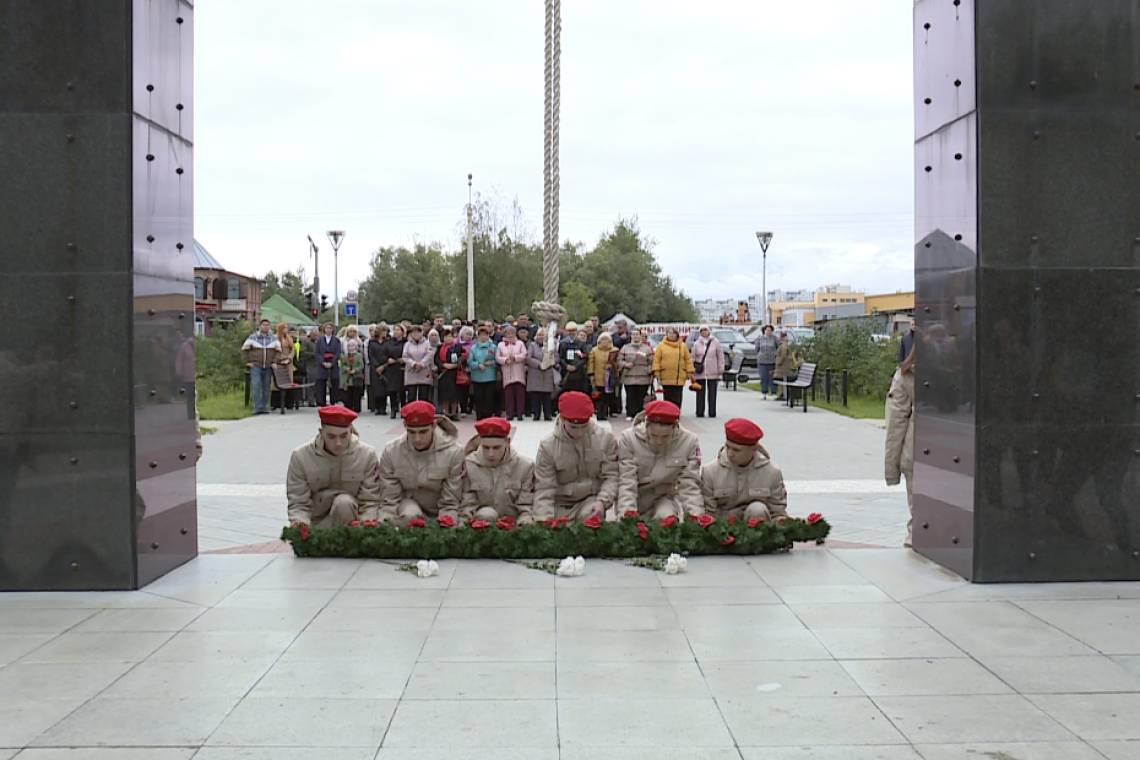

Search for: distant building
xmin=193 ymin=240 xmax=263 ymax=336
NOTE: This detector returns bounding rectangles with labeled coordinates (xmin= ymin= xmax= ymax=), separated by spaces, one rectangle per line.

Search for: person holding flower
xmin=616 ymin=399 xmax=702 ymax=519
xmin=377 ymin=400 xmax=464 ymax=527
xmin=340 ymin=337 xmax=365 ymax=412
xmin=701 ymin=417 xmax=788 ymax=522
xmin=652 ymin=327 xmax=696 ymax=411
xmin=460 ymin=416 xmax=537 ymax=525
xmin=617 ymin=329 xmax=653 ymax=420
xmin=586 ymin=332 xmax=619 ymax=421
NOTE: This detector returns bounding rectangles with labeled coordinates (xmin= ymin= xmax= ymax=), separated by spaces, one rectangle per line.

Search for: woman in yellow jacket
xmin=587 ymin=332 xmax=619 ymax=420
xmin=652 ymin=327 xmax=696 ymax=411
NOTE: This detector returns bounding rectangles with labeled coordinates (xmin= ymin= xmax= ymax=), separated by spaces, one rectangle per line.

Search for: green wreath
xmin=280 ymin=512 xmax=830 ymax=559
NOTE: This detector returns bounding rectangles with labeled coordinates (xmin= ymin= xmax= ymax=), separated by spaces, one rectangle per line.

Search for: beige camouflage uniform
xmin=701 ymin=444 xmax=788 ymax=521
xmin=286 ymin=432 xmax=382 ymax=526
xmin=617 ymin=414 xmax=703 ymax=519
xmin=534 ymin=419 xmax=619 ymax=521
xmin=884 ymin=367 xmax=915 ymax=543
xmin=378 ymin=417 xmax=464 ymax=526
xmin=460 ymin=435 xmax=537 ymax=523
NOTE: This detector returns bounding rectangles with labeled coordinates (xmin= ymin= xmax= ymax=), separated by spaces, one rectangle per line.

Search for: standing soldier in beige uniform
xmin=617 ymin=399 xmax=703 ymax=519
xmin=461 ymin=417 xmax=537 ymax=524
xmin=378 ymin=400 xmax=465 ymax=526
xmin=534 ymin=391 xmax=619 ymax=522
xmin=701 ymin=418 xmax=788 ymax=521
xmin=885 ymin=346 xmax=916 ymax=546
xmin=286 ymin=406 xmax=382 ymax=527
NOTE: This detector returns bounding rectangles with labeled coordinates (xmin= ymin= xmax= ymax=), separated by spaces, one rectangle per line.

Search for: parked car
xmin=712 ymin=329 xmax=757 ymax=367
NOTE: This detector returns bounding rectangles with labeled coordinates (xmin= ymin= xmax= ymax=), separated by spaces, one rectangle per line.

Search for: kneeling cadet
xmin=461 ymin=417 xmax=537 ymax=524
xmin=617 ymin=399 xmax=703 ymax=519
xmin=701 ymin=418 xmax=788 ymax=521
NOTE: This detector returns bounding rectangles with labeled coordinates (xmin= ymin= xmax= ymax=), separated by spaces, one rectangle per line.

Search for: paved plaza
xmin=1 ymin=390 xmax=1138 ymax=757
xmin=197 ymin=387 xmax=908 ymax=552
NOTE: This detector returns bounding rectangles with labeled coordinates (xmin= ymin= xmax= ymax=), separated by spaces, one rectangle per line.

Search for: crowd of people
xmin=245 ymin=313 xmax=752 ymax=421
xmin=286 ymin=394 xmax=789 ymax=529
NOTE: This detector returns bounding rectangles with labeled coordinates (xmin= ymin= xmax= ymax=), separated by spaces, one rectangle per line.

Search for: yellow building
xmin=865 ymin=291 xmax=915 ymax=314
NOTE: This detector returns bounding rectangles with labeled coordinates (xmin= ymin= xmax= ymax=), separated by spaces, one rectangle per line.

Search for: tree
xmin=358 ymin=243 xmax=455 ymax=323
xmin=561 ymin=281 xmax=598 ymax=323
xmin=262 ymin=266 xmax=311 ymax=314
xmin=561 ymin=218 xmax=697 ymax=323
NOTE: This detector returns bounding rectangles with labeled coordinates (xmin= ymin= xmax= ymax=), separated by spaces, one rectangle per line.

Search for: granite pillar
xmin=0 ymin=0 xmax=196 ymax=590
xmin=913 ymin=0 xmax=1140 ymax=581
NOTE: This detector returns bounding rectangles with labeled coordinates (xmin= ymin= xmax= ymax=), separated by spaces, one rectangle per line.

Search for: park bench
xmin=722 ymin=351 xmax=746 ymax=390
xmin=774 ymin=362 xmax=816 ymax=413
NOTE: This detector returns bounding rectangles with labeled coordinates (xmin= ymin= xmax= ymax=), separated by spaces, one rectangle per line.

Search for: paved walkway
xmin=197 ymin=387 xmax=908 ymax=552
xmin=1 ymin=551 xmax=1139 ymax=757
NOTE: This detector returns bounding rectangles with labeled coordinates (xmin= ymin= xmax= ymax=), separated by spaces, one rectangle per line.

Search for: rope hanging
xmin=542 ymin=0 xmax=561 ymax=305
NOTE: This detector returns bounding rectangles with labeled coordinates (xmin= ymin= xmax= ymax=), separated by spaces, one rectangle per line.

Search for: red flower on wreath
xmin=777 ymin=517 xmax=786 ymax=525
xmin=470 ymin=519 xmax=491 ymax=530
xmin=623 ymin=510 xmax=640 ymax=519
xmin=497 ymin=516 xmax=515 ymax=530
xmin=728 ymin=515 xmax=737 ymax=525
xmin=299 ymin=524 xmax=310 ymax=541
xmin=720 ymin=535 xmax=736 ymax=546
xmin=688 ymin=513 xmax=699 ymax=522
xmin=437 ymin=515 xmax=457 ymax=528
xmin=696 ymin=514 xmax=716 ymax=529
xmin=659 ymin=515 xmax=678 ymax=528
xmin=584 ymin=514 xmax=603 ymax=529
xmin=543 ymin=519 xmax=559 ymax=529
xmin=556 ymin=516 xmax=571 ymax=525
xmin=350 ymin=520 xmax=361 ymax=528
xmin=748 ymin=516 xmax=765 ymax=528
xmin=807 ymin=512 xmax=823 ymax=524
xmin=637 ymin=522 xmax=648 ymax=540
xmin=408 ymin=517 xmax=427 ymax=528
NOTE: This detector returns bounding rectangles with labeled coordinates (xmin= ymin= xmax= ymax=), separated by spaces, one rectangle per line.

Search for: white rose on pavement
xmin=416 ymin=559 xmax=440 ymax=578
xmin=556 ymin=556 xmax=586 ymax=577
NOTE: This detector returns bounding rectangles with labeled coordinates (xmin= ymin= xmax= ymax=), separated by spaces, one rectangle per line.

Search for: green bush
xmin=798 ymin=321 xmax=898 ymax=400
xmin=195 ymin=320 xmax=253 ymax=398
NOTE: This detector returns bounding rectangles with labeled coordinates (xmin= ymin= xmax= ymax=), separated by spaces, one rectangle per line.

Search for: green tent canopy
xmin=260 ymin=293 xmax=311 ymax=327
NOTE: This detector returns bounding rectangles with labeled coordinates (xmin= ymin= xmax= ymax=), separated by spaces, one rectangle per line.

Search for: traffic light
xmin=305 ymin=291 xmax=313 ymax=312
xmin=320 ymin=294 xmax=329 ymax=312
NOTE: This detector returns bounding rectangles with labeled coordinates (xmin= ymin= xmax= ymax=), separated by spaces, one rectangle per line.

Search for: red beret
xmin=401 ymin=400 xmax=437 ymax=428
xmin=645 ymin=399 xmax=681 ymax=424
xmin=725 ymin=418 xmax=763 ymax=445
xmin=558 ymin=391 xmax=594 ymax=423
xmin=474 ymin=417 xmax=512 ymax=438
xmin=318 ymin=405 xmax=358 ymax=427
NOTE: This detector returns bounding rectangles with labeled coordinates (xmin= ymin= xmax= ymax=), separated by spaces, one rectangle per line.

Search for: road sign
xmin=345 ymin=289 xmax=358 ymax=302
xmin=345 ymin=303 xmax=357 ymax=317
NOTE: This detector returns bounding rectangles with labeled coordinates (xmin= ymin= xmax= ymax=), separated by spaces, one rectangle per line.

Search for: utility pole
xmin=756 ymin=231 xmax=773 ymax=324
xmin=466 ymin=174 xmax=475 ymax=322
xmin=327 ymin=230 xmax=345 ymax=327
xmin=307 ymin=235 xmax=320 ymax=320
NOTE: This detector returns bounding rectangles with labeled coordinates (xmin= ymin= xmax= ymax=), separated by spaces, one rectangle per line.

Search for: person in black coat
xmin=313 ymin=323 xmax=341 ymax=406
xmin=379 ymin=324 xmax=407 ymax=418
xmin=558 ymin=325 xmax=591 ymax=393
xmin=367 ymin=324 xmax=391 ymax=416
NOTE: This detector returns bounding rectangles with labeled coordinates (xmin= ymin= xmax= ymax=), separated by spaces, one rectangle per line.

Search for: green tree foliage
xmin=261 ymin=266 xmax=311 ymax=314
xmin=798 ymin=319 xmax=899 ymax=399
xmin=561 ymin=281 xmax=598 ymax=323
xmin=563 ymin=219 xmax=698 ymax=323
xmin=195 ymin=319 xmax=253 ymax=397
xmin=354 ymin=199 xmax=696 ymax=324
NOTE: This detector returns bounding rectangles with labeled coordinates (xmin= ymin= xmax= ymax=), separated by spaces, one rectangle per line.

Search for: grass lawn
xmin=743 ymin=382 xmax=885 ymax=419
xmin=198 ymin=388 xmax=253 ymax=421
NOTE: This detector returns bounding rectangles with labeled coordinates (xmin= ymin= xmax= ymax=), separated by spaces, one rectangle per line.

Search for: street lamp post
xmin=466 ymin=174 xmax=475 ymax=322
xmin=326 ymin=230 xmax=345 ymax=327
xmin=755 ymin=231 xmax=773 ymax=324
xmin=307 ymin=235 xmax=320 ymax=318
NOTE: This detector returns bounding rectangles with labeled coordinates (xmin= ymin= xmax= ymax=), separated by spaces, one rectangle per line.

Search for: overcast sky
xmin=194 ymin=0 xmax=915 ymax=303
